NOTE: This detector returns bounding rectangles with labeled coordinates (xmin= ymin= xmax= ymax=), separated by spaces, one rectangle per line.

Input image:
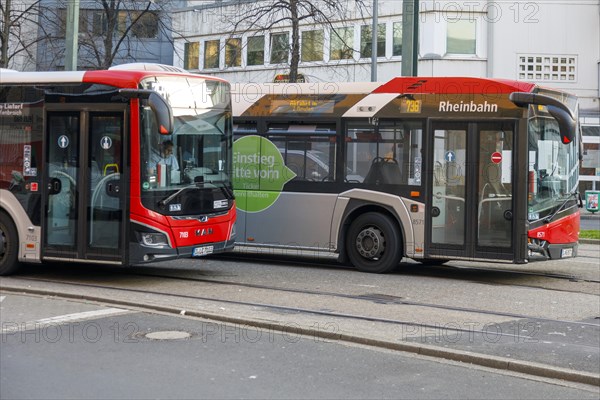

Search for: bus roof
xmin=373 ymin=77 xmax=537 ymax=94
xmin=232 ymin=77 xmax=540 ymax=118
xmin=0 ymin=63 xmax=227 ymax=88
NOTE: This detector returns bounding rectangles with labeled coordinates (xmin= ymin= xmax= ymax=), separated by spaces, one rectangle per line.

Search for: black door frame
xmin=41 ymin=105 xmax=128 ymax=264
xmin=424 ymin=119 xmax=517 ymax=261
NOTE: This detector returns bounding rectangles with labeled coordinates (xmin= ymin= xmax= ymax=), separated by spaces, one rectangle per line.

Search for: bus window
xmin=345 ymin=121 xmax=423 ymax=185
xmin=266 ymin=122 xmax=336 ymax=182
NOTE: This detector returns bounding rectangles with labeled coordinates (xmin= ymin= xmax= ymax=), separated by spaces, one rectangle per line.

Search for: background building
xmin=172 ymin=0 xmax=600 ymax=194
xmin=34 ymin=0 xmax=183 ymax=70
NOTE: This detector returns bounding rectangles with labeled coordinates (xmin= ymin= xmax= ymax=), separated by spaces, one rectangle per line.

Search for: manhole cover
xmin=145 ymin=331 xmax=191 ymax=340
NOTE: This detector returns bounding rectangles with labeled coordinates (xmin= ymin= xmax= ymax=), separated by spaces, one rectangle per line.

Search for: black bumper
xmin=129 ymin=239 xmax=236 ymax=265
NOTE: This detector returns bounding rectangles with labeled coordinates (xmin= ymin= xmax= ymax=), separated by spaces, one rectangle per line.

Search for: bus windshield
xmin=139 ymin=76 xmax=233 ymax=214
xmin=528 ymin=116 xmax=579 ymax=221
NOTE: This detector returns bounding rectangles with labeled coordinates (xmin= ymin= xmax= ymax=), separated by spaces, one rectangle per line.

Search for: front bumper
xmin=527 ymin=239 xmax=578 ymax=261
xmin=129 ymin=238 xmax=236 ymax=264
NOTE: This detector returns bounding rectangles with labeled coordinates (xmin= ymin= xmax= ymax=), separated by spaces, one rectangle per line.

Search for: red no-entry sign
xmin=491 ymin=152 xmax=502 ymax=164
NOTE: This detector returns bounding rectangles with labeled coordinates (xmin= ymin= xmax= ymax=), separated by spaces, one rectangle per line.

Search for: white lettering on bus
xmin=233 ymin=152 xmax=275 ymax=168
xmin=438 ymin=101 xmax=498 ymax=113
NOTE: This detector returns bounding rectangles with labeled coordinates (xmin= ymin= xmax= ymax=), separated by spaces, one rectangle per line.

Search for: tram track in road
xmin=3 ymin=271 xmax=599 ymax=387
xmin=207 ymin=253 xmax=600 ymax=293
xmin=5 ymin=274 xmax=599 ymax=337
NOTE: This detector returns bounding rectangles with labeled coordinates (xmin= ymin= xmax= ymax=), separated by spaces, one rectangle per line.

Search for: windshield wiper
xmin=158 ymin=182 xmax=209 ymax=207
xmin=543 ymin=191 xmax=580 ymax=223
xmin=158 ymin=180 xmax=234 ymax=208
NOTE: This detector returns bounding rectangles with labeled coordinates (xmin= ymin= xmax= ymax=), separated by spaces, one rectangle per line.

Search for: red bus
xmin=0 ymin=63 xmax=236 ymax=275
xmin=232 ymin=77 xmax=581 ymax=273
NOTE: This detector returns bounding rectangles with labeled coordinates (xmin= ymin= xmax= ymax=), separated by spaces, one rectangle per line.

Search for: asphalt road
xmin=1 ymin=293 xmax=598 ymax=400
xmin=1 ymin=242 xmax=598 ymax=396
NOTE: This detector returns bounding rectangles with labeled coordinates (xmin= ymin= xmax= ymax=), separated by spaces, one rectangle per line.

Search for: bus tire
xmin=346 ymin=212 xmax=402 ymax=273
xmin=0 ymin=212 xmax=21 ymax=276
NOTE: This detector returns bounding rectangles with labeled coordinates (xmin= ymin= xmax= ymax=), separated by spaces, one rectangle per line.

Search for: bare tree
xmin=38 ymin=0 xmax=186 ymax=70
xmin=0 ymin=0 xmax=50 ymax=69
xmin=227 ymin=0 xmax=368 ymax=82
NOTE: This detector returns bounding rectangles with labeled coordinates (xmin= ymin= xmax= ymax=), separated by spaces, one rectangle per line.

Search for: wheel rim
xmin=355 ymin=226 xmax=385 ymax=260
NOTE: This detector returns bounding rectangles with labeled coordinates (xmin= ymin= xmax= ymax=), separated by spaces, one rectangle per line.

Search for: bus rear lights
xmin=229 ymin=224 xmax=236 ymax=240
xmin=140 ymin=232 xmax=169 ymax=247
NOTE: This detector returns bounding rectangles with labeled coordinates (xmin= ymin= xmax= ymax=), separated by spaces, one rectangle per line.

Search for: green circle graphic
xmin=233 ymin=135 xmax=296 ymax=212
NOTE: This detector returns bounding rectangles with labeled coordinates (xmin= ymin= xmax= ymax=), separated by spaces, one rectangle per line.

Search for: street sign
xmin=444 ymin=151 xmax=456 ymax=162
xmin=491 ymin=152 xmax=502 ymax=164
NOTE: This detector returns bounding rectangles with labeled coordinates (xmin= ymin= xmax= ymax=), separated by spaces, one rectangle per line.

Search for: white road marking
xmin=1 ymin=308 xmax=130 ymax=334
xmin=0 ymin=296 xmax=6 ymax=303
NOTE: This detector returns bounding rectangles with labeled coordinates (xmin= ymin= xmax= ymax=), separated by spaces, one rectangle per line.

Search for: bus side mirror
xmin=118 ymin=89 xmax=174 ymax=136
xmin=509 ymin=92 xmax=575 ymax=145
xmin=546 ymin=105 xmax=575 ymax=144
xmin=147 ymin=92 xmax=174 ymax=136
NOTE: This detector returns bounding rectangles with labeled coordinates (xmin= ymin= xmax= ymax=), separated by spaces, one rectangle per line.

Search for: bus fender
xmin=0 ymin=189 xmax=41 ymax=263
xmin=331 ymin=189 xmax=415 ymax=260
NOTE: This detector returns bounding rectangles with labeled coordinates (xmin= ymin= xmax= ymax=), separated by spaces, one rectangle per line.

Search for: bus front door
xmin=426 ymin=121 xmax=515 ymax=261
xmin=43 ymin=111 xmax=126 ymax=264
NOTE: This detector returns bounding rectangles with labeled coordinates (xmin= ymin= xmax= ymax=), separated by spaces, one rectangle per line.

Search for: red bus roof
xmin=374 ymin=77 xmax=536 ymax=95
xmin=0 ymin=65 xmax=227 ymax=88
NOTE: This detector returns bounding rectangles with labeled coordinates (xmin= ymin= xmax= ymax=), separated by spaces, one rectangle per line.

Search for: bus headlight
xmin=229 ymin=224 xmax=236 ymax=240
xmin=140 ymin=232 xmax=169 ymax=247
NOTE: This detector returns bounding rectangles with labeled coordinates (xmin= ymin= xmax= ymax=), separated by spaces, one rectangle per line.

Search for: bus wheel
xmin=346 ymin=212 xmax=402 ymax=273
xmin=0 ymin=212 xmax=21 ymax=276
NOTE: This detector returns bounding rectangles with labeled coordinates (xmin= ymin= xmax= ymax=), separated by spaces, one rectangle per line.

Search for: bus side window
xmin=265 ymin=122 xmax=336 ymax=183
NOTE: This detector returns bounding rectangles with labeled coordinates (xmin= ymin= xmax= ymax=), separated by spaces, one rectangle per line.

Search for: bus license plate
xmin=193 ymin=245 xmax=214 ymax=257
xmin=561 ymin=248 xmax=573 ymax=258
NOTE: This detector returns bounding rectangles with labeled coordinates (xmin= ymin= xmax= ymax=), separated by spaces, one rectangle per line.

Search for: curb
xmin=1 ymin=285 xmax=598 ymax=388
xmin=580 ymin=214 xmax=599 ymax=220
xmin=579 ymin=239 xmax=600 ymax=245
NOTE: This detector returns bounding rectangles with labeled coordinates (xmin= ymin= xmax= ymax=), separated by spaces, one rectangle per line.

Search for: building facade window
xmin=184 ymin=42 xmax=199 ymax=70
xmin=247 ymin=36 xmax=265 ymax=66
xmin=225 ymin=38 xmax=242 ymax=67
xmin=518 ymin=54 xmax=577 ymax=82
xmin=270 ymin=32 xmax=289 ymax=64
xmin=392 ymin=21 xmax=402 ymax=56
xmin=204 ymin=39 xmax=220 ymax=69
xmin=57 ymin=9 xmax=88 ymax=37
xmin=446 ymin=18 xmax=476 ymax=54
xmin=92 ymin=11 xmax=108 ymax=36
xmin=330 ymin=27 xmax=354 ymax=60
xmin=131 ymin=11 xmax=159 ymax=39
xmin=360 ymin=23 xmax=386 ymax=58
xmin=301 ymin=29 xmax=324 ymax=62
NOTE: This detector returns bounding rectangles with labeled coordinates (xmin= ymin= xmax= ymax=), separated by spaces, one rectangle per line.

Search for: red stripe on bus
xmin=374 ymin=77 xmax=536 ymax=95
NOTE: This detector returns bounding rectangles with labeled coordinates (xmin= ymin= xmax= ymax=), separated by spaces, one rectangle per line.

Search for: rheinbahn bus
xmin=231 ymin=77 xmax=581 ymax=273
xmin=0 ymin=63 xmax=236 ymax=275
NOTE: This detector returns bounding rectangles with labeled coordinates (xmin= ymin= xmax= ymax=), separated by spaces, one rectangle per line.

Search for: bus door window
xmin=88 ymin=113 xmax=123 ymax=250
xmin=431 ymin=128 xmax=467 ymax=246
xmin=46 ymin=113 xmax=80 ymax=247
xmin=477 ymin=125 xmax=513 ymax=248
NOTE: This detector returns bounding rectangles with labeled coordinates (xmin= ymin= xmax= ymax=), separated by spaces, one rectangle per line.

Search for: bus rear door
xmin=43 ymin=109 xmax=127 ymax=264
xmin=426 ymin=121 xmax=516 ymax=261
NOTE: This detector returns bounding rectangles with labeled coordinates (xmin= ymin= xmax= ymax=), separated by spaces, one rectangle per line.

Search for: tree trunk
xmin=288 ymin=0 xmax=300 ymax=82
xmin=1 ymin=0 xmax=12 ymax=68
